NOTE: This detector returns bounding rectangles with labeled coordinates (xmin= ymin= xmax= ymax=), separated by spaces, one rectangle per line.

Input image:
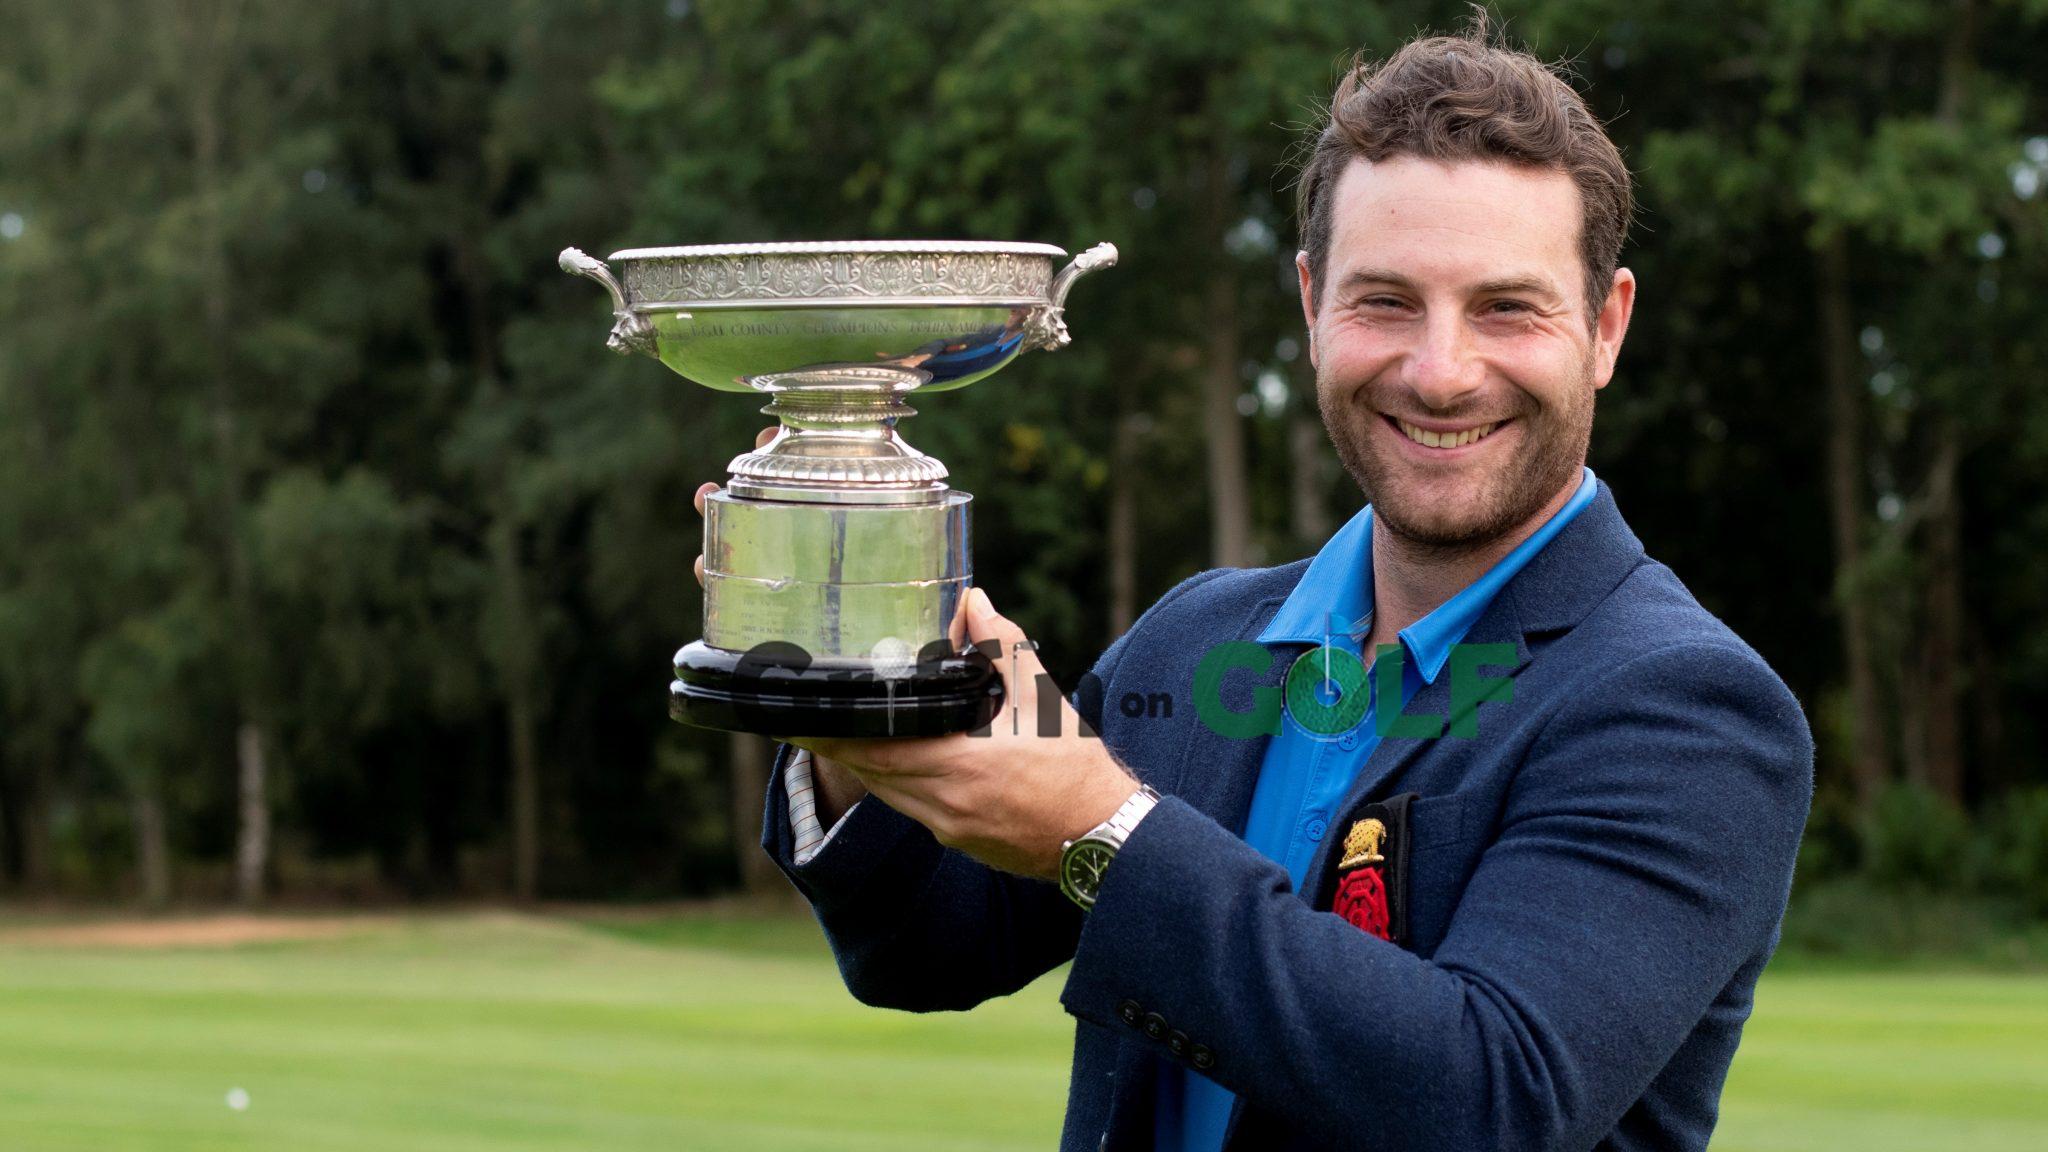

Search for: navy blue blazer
xmin=762 ymin=480 xmax=1813 ymax=1152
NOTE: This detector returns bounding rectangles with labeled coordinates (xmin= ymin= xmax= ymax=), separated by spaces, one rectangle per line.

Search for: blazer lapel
xmin=1297 ymin=480 xmax=1646 ymax=902
xmin=1296 ymin=588 xmax=1531 ymax=902
xmin=1162 ymin=593 xmax=1290 ymax=831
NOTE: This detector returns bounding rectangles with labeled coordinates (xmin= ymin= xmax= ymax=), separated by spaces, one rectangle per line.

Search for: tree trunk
xmin=22 ymin=760 xmax=52 ymax=891
xmin=1918 ymin=424 xmax=1965 ymax=805
xmin=234 ymin=722 xmax=268 ymax=904
xmin=166 ymin=0 xmax=274 ymax=903
xmin=1897 ymin=646 xmax=1929 ymax=790
xmin=1966 ymin=606 xmax=2005 ymax=798
xmin=1937 ymin=0 xmax=1976 ymax=124
xmin=0 ymin=760 xmax=17 ymax=887
xmin=728 ymin=732 xmax=784 ymax=898
xmin=0 ymin=759 xmax=54 ymax=891
xmin=1817 ymin=234 xmax=1887 ymax=803
xmin=1288 ymin=362 xmax=1332 ymax=550
xmin=449 ymin=187 xmax=540 ymax=900
xmin=508 ymin=682 xmax=540 ymax=901
xmin=132 ymin=782 xmax=172 ymax=908
xmin=490 ymin=515 xmax=544 ymax=902
xmin=1201 ymin=140 xmax=1251 ymax=569
xmin=1107 ymin=412 xmax=1143 ymax=636
xmin=1912 ymin=0 xmax=1974 ymax=805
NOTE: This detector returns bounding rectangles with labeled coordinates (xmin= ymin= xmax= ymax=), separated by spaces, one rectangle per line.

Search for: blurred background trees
xmin=0 ymin=0 xmax=2045 ymax=911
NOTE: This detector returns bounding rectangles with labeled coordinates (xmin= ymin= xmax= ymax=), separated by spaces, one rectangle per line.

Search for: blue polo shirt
xmin=1155 ymin=466 xmax=1598 ymax=1152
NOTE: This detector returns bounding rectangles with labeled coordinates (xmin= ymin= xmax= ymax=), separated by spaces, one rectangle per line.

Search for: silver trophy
xmin=561 ymin=240 xmax=1116 ymax=736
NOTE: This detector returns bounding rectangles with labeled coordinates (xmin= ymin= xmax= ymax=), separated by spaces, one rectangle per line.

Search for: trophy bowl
xmin=561 ymin=239 xmax=1116 ymax=737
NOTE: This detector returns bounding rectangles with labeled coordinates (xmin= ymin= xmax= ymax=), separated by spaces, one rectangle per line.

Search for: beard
xmin=1318 ymin=354 xmax=1595 ymax=553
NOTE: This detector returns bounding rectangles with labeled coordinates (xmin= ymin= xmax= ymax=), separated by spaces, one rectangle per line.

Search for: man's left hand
xmin=794 ymin=588 xmax=1138 ymax=880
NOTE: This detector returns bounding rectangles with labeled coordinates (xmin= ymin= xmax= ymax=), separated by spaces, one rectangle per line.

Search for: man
xmin=711 ymin=21 xmax=1812 ymax=1152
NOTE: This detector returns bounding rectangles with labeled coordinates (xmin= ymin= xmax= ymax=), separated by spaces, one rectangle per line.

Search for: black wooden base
xmin=668 ymin=640 xmax=1006 ymax=738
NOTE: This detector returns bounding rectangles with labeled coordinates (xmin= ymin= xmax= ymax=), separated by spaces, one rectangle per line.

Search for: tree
xmin=1533 ymin=0 xmax=2048 ymax=807
xmin=4 ymin=0 xmax=2046 ymax=905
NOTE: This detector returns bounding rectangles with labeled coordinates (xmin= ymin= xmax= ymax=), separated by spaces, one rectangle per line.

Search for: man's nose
xmin=1400 ymin=311 xmax=1484 ymax=410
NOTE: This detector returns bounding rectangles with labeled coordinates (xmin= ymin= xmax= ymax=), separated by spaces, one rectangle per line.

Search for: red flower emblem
xmin=1334 ymin=866 xmax=1391 ymax=941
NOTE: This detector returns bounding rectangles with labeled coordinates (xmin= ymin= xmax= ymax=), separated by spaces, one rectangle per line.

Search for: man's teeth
xmin=1398 ymin=420 xmax=1499 ymax=449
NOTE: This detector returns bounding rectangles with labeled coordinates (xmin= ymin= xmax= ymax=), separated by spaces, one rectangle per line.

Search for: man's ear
xmin=1296 ymin=251 xmax=1319 ymax=368
xmin=1592 ymin=267 xmax=1637 ymax=390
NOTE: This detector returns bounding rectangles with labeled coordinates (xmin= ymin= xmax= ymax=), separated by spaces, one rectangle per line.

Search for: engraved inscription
xmin=687 ymin=318 xmax=976 ymax=338
xmin=624 ymin=252 xmax=1055 ymax=305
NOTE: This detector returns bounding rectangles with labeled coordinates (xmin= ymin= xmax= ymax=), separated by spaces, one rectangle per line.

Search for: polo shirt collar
xmin=1256 ymin=467 xmax=1599 ymax=685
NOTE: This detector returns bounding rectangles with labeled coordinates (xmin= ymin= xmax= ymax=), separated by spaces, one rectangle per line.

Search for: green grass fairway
xmin=0 ymin=911 xmax=2042 ymax=1151
xmin=1714 ymin=967 xmax=2048 ymax=1152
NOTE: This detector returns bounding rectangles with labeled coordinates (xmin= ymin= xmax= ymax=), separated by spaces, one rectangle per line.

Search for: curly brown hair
xmin=1295 ymin=10 xmax=1632 ymax=323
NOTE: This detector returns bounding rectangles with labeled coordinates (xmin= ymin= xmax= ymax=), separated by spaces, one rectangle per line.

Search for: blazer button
xmin=1117 ymin=1000 xmax=1142 ymax=1026
xmin=1167 ymin=1030 xmax=1190 ymax=1057
xmin=1191 ymin=1044 xmax=1215 ymax=1070
xmin=1142 ymin=1012 xmax=1168 ymax=1040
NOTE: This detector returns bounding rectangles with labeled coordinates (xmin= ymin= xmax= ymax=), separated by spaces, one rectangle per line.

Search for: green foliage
xmin=1863 ymin=781 xmax=1977 ymax=890
xmin=1977 ymin=788 xmax=2048 ymax=917
xmin=1787 ymin=782 xmax=2048 ymax=959
xmin=2 ymin=0 xmax=2047 ymax=901
xmin=1780 ymin=876 xmax=2048 ymax=966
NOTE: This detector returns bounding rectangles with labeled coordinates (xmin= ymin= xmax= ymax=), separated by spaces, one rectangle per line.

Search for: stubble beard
xmin=1318 ymin=355 xmax=1595 ymax=556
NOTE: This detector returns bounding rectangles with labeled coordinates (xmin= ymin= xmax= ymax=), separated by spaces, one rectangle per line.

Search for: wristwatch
xmin=1059 ymin=783 xmax=1161 ymax=910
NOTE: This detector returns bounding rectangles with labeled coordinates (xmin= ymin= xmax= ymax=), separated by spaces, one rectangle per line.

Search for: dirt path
xmin=0 ymin=914 xmax=397 ymax=949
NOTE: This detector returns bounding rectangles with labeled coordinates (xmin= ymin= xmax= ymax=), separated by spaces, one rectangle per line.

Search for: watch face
xmin=1062 ymin=840 xmax=1117 ymax=906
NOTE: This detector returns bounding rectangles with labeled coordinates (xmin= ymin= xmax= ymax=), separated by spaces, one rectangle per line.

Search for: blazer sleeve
xmin=1058 ymin=641 xmax=1814 ymax=1151
xmin=759 ymin=738 xmax=1081 ymax=1011
xmin=758 ymin=569 xmax=1229 ymax=1012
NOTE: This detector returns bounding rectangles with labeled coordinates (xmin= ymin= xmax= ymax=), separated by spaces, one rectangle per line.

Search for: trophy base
xmin=669 ymin=640 xmax=1006 ymax=738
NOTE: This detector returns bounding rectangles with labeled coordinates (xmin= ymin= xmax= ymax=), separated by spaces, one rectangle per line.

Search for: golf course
xmin=0 ymin=910 xmax=2041 ymax=1151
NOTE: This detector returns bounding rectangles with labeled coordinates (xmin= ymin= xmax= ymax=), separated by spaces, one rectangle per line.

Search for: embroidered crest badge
xmin=1339 ymin=818 xmax=1386 ymax=869
xmin=1332 ymin=818 xmax=1392 ymax=940
xmin=1323 ymin=793 xmax=1416 ymax=946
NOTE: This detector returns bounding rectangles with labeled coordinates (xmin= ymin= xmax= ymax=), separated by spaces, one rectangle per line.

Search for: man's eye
xmin=1487 ymin=300 xmax=1532 ymax=315
xmin=1360 ymin=296 xmax=1406 ymax=310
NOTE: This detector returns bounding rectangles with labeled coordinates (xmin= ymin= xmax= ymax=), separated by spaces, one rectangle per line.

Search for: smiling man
xmin=743 ymin=19 xmax=1813 ymax=1152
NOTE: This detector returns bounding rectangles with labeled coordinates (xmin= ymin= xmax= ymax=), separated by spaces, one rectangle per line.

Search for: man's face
xmin=1299 ymin=156 xmax=1635 ymax=550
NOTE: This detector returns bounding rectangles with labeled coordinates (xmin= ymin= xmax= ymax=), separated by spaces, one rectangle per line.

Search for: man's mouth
xmin=1388 ymin=416 xmax=1508 ymax=450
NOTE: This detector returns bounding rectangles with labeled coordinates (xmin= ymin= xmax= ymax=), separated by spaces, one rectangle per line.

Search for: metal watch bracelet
xmin=1097 ymin=784 xmax=1160 ymax=844
xmin=1058 ymin=783 xmax=1161 ymax=910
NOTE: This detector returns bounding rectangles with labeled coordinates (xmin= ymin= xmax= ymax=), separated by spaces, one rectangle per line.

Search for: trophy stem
xmin=725 ymin=370 xmax=951 ymax=504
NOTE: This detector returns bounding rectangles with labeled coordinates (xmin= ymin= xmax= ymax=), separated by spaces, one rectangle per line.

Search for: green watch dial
xmin=1062 ymin=840 xmax=1118 ymax=907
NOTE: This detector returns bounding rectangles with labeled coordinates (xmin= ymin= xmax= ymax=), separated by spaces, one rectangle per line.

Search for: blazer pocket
xmin=1408 ymin=792 xmax=1475 ymax=852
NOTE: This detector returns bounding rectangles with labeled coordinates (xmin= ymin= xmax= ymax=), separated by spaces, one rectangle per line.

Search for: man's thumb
xmin=965 ymin=587 xmax=1030 ymax=651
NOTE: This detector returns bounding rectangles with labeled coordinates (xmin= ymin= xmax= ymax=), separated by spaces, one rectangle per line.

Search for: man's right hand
xmin=694 ymin=430 xmax=871 ymax=829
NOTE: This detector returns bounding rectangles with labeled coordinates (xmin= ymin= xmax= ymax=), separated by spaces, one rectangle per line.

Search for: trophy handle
xmin=559 ymin=247 xmax=661 ymax=358
xmin=1022 ymin=242 xmax=1118 ymax=353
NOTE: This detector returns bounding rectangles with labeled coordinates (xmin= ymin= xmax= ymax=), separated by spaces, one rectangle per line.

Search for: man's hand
xmin=795 ymin=588 xmax=1138 ymax=880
